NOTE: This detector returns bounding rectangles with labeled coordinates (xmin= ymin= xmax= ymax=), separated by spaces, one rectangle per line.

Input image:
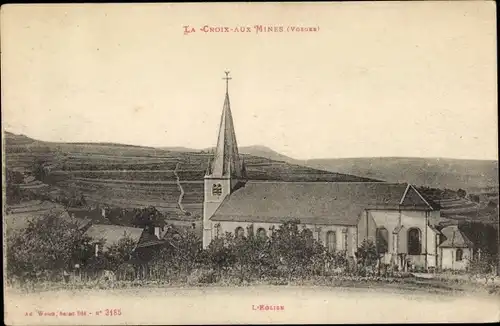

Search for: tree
xmin=457 ymin=188 xmax=467 ymax=198
xmin=6 ymin=168 xmax=24 ymax=184
xmin=460 ymin=222 xmax=498 ymax=263
xmin=355 ymin=240 xmax=380 ymax=275
xmin=5 ymin=169 xmax=25 ymax=205
xmin=6 ymin=212 xmax=94 ymax=282
xmin=227 ymin=227 xmax=271 ymax=282
xmin=170 ymin=229 xmax=204 ymax=274
xmin=59 ymin=189 xmax=88 ymax=208
xmin=150 ymin=227 xmax=204 ymax=279
xmin=268 ymin=219 xmax=325 ymax=280
xmin=205 ymin=232 xmax=236 ymax=278
xmin=32 ymin=159 xmax=47 ymax=182
xmin=104 ymin=236 xmax=137 ymax=272
xmin=469 ymin=194 xmax=481 ymax=203
xmin=132 ymin=206 xmax=164 ymax=230
xmin=244 ymin=230 xmax=272 ymax=278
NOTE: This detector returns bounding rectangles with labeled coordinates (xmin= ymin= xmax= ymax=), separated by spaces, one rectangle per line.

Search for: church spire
xmin=210 ymin=71 xmax=244 ymax=178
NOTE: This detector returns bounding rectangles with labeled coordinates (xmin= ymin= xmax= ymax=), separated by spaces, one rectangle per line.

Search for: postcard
xmin=2 ymin=2 xmax=499 ymax=325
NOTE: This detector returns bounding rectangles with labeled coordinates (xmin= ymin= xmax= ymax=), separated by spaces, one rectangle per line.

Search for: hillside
xmin=300 ymin=157 xmax=498 ymax=193
xmin=5 ymin=131 xmax=498 ymax=224
xmin=235 ymin=145 xmax=498 ymax=193
xmin=4 ymin=131 xmax=377 ymax=218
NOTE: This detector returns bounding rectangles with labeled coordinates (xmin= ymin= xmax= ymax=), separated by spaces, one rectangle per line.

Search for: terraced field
xmin=5 ymin=200 xmax=62 ymax=214
xmin=5 ymin=131 xmax=497 ymax=223
xmin=428 ymin=196 xmax=499 ymax=227
xmin=6 ymin=132 xmax=378 ymax=217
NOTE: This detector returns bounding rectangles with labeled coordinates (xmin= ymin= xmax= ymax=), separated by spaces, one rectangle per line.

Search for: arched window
xmin=235 ymin=226 xmax=245 ymax=238
xmin=257 ymin=228 xmax=267 ymax=240
xmin=456 ymin=248 xmax=463 ymax=261
xmin=376 ymin=227 xmax=389 ymax=254
xmin=246 ymin=224 xmax=254 ymax=237
xmin=407 ymin=228 xmax=422 ymax=255
xmin=214 ymin=223 xmax=221 ymax=238
xmin=342 ymin=228 xmax=348 ymax=251
xmin=326 ymin=231 xmax=337 ymax=252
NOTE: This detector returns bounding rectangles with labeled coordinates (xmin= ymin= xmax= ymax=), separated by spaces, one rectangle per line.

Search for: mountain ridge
xmin=5 ymin=131 xmax=498 ymax=191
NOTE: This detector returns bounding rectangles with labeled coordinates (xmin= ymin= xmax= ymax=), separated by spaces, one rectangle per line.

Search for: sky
xmin=1 ymin=2 xmax=497 ymax=160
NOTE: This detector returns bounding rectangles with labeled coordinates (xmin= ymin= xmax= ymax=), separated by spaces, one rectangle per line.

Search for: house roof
xmin=211 ymin=182 xmax=434 ymax=225
xmin=5 ymin=211 xmax=62 ymax=233
xmin=5 ymin=209 xmax=90 ymax=233
xmin=67 ymin=208 xmax=107 ymax=223
xmin=428 ymin=224 xmax=441 ymax=235
xmin=439 ymin=225 xmax=474 ymax=248
xmin=84 ymin=224 xmax=144 ymax=250
xmin=136 ymin=237 xmax=169 ymax=248
xmin=65 ymin=216 xmax=92 ymax=230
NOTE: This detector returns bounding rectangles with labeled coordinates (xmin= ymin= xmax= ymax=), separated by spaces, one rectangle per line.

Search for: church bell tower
xmin=203 ymin=71 xmax=247 ymax=248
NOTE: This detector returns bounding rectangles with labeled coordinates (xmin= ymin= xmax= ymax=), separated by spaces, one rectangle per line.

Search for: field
xmin=4 ymin=131 xmax=499 ymax=224
xmin=4 ymin=200 xmax=69 ymax=235
xmin=4 ymin=284 xmax=500 ymax=325
xmin=4 ymin=131 xmax=376 ymax=218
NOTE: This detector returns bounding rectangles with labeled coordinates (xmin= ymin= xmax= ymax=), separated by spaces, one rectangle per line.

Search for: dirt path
xmin=173 ymin=162 xmax=187 ymax=214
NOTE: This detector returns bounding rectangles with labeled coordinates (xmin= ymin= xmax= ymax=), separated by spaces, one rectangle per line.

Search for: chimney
xmin=154 ymin=226 xmax=161 ymax=239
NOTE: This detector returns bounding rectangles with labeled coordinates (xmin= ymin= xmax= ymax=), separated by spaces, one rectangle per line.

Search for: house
xmin=438 ymin=225 xmax=474 ymax=270
xmin=200 ymin=74 xmax=464 ymax=272
xmin=84 ymin=224 xmax=168 ymax=263
xmin=5 ymin=205 xmax=91 ymax=234
xmin=67 ymin=207 xmax=110 ymax=225
xmin=101 ymin=206 xmax=167 ymax=238
xmin=84 ymin=224 xmax=145 ymax=252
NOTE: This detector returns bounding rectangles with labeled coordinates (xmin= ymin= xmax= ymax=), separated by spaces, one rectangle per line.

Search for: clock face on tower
xmin=212 ymin=183 xmax=223 ymax=196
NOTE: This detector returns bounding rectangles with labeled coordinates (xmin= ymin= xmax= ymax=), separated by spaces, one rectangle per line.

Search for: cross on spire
xmin=223 ymin=71 xmax=232 ymax=94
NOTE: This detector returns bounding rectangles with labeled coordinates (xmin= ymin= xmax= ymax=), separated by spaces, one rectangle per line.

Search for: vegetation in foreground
xmin=6 ymin=214 xmax=499 ymax=296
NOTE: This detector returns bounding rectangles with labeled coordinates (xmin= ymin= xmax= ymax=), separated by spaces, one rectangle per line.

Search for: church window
xmin=214 ymin=223 xmax=221 ymax=238
xmin=326 ymin=231 xmax=337 ymax=252
xmin=456 ymin=249 xmax=463 ymax=261
xmin=212 ymin=183 xmax=222 ymax=196
xmin=342 ymin=228 xmax=348 ymax=251
xmin=376 ymin=227 xmax=389 ymax=254
xmin=407 ymin=228 xmax=422 ymax=255
xmin=235 ymin=226 xmax=245 ymax=238
xmin=246 ymin=224 xmax=254 ymax=237
xmin=257 ymin=228 xmax=267 ymax=240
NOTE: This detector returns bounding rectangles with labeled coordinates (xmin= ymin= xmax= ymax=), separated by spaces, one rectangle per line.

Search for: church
xmin=202 ymin=73 xmax=471 ymax=272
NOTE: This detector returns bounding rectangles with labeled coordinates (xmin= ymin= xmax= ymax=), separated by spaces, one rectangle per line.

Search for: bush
xmin=187 ymin=269 xmax=217 ymax=285
xmin=487 ymin=284 xmax=500 ymax=295
xmin=6 ymin=212 xmax=95 ymax=282
xmin=355 ymin=240 xmax=381 ymax=276
xmin=10 ymin=218 xmax=440 ymax=288
xmin=468 ymin=256 xmax=495 ymax=276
